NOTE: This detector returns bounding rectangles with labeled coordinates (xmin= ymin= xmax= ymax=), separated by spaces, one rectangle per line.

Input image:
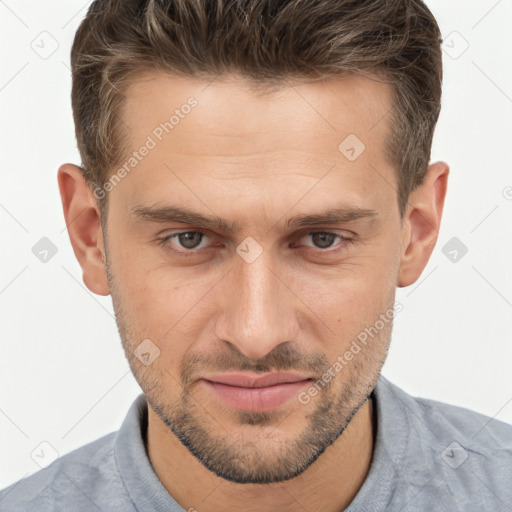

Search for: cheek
xmin=289 ymin=250 xmax=398 ymax=345
xmin=116 ymin=262 xmax=217 ymax=355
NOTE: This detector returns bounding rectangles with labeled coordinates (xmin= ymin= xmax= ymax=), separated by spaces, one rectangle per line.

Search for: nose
xmin=214 ymin=247 xmax=300 ymax=359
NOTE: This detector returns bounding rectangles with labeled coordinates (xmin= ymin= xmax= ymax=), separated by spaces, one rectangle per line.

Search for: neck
xmin=147 ymin=397 xmax=375 ymax=512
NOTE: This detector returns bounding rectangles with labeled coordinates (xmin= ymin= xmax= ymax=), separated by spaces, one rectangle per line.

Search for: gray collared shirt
xmin=1 ymin=375 xmax=511 ymax=511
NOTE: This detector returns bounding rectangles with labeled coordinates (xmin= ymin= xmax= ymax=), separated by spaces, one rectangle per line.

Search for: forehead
xmin=121 ymin=71 xmax=393 ymax=153
xmin=113 ymin=71 xmax=396 ymax=215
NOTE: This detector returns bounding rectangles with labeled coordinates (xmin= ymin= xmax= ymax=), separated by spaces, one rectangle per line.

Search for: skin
xmin=58 ymin=72 xmax=448 ymax=512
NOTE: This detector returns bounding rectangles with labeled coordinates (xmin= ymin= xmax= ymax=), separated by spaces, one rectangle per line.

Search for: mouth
xmin=200 ymin=372 xmax=314 ymax=412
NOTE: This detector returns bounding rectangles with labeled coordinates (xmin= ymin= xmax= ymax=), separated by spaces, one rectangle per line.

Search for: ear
xmin=57 ymin=163 xmax=110 ymax=296
xmin=397 ymin=161 xmax=449 ymax=287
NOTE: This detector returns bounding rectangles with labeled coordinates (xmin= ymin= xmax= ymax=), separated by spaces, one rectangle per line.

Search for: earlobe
xmin=397 ymin=161 xmax=449 ymax=288
xmin=57 ymin=163 xmax=110 ymax=296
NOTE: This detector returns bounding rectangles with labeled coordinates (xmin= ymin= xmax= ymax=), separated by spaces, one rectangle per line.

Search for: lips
xmin=203 ymin=371 xmax=312 ymax=388
xmin=201 ymin=372 xmax=313 ymax=411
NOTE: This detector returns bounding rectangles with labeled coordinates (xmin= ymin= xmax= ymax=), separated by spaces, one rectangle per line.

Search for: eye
xmin=297 ymin=231 xmax=355 ymax=251
xmin=160 ymin=231 xmax=210 ymax=253
xmin=157 ymin=229 xmax=356 ymax=258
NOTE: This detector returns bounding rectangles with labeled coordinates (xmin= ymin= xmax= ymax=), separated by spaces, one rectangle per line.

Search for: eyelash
xmin=157 ymin=230 xmax=356 ymax=258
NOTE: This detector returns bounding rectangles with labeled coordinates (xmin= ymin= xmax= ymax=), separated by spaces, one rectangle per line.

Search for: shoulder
xmin=376 ymin=377 xmax=512 ymax=510
xmin=383 ymin=377 xmax=512 ymax=442
xmin=391 ymin=379 xmax=512 ymax=454
xmin=0 ymin=431 xmax=132 ymax=512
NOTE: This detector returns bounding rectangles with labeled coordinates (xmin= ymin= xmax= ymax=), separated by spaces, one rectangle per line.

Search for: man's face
xmin=104 ymin=72 xmax=403 ymax=483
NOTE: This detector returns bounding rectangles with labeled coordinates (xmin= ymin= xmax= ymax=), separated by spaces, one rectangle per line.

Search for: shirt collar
xmin=114 ymin=394 xmax=185 ymax=512
xmin=346 ymin=375 xmax=410 ymax=511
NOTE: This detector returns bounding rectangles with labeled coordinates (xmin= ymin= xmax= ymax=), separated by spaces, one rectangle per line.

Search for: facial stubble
xmin=104 ymin=245 xmax=390 ymax=484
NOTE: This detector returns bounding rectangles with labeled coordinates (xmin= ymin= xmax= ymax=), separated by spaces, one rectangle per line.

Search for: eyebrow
xmin=130 ymin=204 xmax=379 ymax=233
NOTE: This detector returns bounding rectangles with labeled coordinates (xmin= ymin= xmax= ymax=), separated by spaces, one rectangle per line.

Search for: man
xmin=1 ymin=0 xmax=511 ymax=510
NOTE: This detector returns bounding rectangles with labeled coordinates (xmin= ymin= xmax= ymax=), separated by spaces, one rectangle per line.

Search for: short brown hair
xmin=71 ymin=0 xmax=443 ymax=219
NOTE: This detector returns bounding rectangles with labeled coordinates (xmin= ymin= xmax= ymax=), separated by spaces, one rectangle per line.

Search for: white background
xmin=1 ymin=0 xmax=511 ymax=491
